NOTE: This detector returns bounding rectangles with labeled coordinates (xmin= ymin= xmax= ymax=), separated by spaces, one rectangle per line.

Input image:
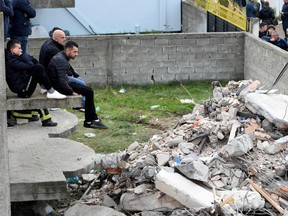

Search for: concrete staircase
xmin=8 ymin=109 xmax=96 ymax=202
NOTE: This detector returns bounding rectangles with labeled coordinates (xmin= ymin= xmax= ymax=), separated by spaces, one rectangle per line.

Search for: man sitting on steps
xmin=48 ymin=40 xmax=108 ymax=129
xmin=39 ymin=28 xmax=86 ymax=111
xmin=5 ymin=39 xmax=67 ymax=126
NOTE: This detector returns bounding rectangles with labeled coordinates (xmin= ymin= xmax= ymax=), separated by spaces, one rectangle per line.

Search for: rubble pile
xmin=64 ymin=80 xmax=288 ymax=216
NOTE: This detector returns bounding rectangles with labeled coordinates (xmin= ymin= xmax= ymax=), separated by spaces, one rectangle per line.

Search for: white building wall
xmin=31 ymin=0 xmax=181 ymax=36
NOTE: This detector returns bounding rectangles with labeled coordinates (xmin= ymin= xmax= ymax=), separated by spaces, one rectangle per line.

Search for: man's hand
xmin=72 ymin=92 xmax=79 ymax=96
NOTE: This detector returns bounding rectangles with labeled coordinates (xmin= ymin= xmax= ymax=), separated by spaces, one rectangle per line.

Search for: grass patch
xmin=67 ymin=81 xmax=213 ymax=154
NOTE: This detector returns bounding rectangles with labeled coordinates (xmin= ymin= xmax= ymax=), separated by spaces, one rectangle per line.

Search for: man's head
xmin=52 ymin=29 xmax=67 ymax=46
xmin=49 ymin=27 xmax=63 ymax=38
xmin=64 ymin=41 xmax=79 ymax=60
xmin=270 ymin=30 xmax=279 ymax=40
xmin=264 ymin=1 xmax=269 ymax=7
xmin=260 ymin=22 xmax=267 ymax=32
xmin=7 ymin=39 xmax=22 ymax=56
xmin=267 ymin=25 xmax=275 ymax=34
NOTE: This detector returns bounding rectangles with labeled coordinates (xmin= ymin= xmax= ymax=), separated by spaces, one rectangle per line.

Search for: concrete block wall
xmin=244 ymin=32 xmax=288 ymax=94
xmin=30 ymin=0 xmax=75 ymax=8
xmin=182 ymin=0 xmax=207 ymax=33
xmin=0 ymin=13 xmax=11 ymax=216
xmin=29 ymin=32 xmax=244 ymax=87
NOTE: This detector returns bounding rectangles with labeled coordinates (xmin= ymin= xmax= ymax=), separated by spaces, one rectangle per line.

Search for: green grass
xmin=67 ymin=81 xmax=213 ymax=154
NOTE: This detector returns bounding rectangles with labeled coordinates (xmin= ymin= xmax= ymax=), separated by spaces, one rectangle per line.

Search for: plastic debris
xmin=180 ymin=99 xmax=195 ymax=104
xmin=84 ymin=133 xmax=96 ymax=138
xmin=150 ymin=105 xmax=160 ymax=110
xmin=119 ymin=88 xmax=126 ymax=94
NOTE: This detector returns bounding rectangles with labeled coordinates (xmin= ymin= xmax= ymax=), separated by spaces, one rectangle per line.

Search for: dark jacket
xmin=269 ymin=38 xmax=288 ymax=51
xmin=9 ymin=0 xmax=36 ymax=37
xmin=246 ymin=1 xmax=257 ymax=20
xmin=282 ymin=2 xmax=288 ymax=32
xmin=47 ymin=51 xmax=74 ymax=95
xmin=259 ymin=6 xmax=275 ymax=25
xmin=39 ymin=39 xmax=64 ymax=70
xmin=5 ymin=50 xmax=36 ymax=93
xmin=0 ymin=0 xmax=13 ymax=40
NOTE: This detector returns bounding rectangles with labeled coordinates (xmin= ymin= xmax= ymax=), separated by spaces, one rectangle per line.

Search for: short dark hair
xmin=6 ymin=39 xmax=21 ymax=50
xmin=64 ymin=41 xmax=78 ymax=50
xmin=260 ymin=22 xmax=267 ymax=28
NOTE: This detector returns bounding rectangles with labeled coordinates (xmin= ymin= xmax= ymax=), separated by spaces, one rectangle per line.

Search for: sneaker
xmin=47 ymin=90 xmax=67 ymax=99
xmin=79 ymin=108 xmax=85 ymax=113
xmin=84 ymin=119 xmax=108 ymax=129
xmin=40 ymin=88 xmax=47 ymax=94
xmin=42 ymin=119 xmax=58 ymax=127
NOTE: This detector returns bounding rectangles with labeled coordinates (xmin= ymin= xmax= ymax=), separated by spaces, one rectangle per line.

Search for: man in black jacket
xmin=5 ymin=39 xmax=67 ymax=127
xmin=0 ymin=0 xmax=13 ymax=41
xmin=48 ymin=41 xmax=108 ymax=129
xmin=39 ymin=29 xmax=86 ymax=109
xmin=39 ymin=28 xmax=66 ymax=71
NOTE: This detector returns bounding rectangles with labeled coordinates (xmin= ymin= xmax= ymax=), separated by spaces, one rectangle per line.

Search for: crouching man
xmin=5 ymin=39 xmax=67 ymax=126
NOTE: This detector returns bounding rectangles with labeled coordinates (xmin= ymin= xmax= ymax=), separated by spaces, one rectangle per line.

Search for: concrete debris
xmin=217 ymin=190 xmax=265 ymax=211
xmin=175 ymin=160 xmax=209 ymax=182
xmin=155 ymin=170 xmax=214 ymax=208
xmin=64 ymin=203 xmax=126 ymax=216
xmin=225 ymin=134 xmax=254 ymax=156
xmin=62 ymin=80 xmax=288 ymax=215
xmin=120 ymin=191 xmax=184 ymax=211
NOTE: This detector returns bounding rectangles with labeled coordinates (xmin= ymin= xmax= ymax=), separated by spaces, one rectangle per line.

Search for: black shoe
xmin=42 ymin=119 xmax=57 ymax=127
xmin=7 ymin=122 xmax=15 ymax=128
xmin=73 ymin=107 xmax=82 ymax=110
xmin=84 ymin=120 xmax=108 ymax=129
xmin=7 ymin=117 xmax=16 ymax=127
xmin=29 ymin=115 xmax=39 ymax=122
xmin=73 ymin=107 xmax=85 ymax=112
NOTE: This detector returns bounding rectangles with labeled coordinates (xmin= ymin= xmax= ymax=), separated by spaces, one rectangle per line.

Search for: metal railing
xmin=195 ymin=0 xmax=246 ymax=30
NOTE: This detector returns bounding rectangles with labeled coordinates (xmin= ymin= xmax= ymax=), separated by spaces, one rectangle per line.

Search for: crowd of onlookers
xmin=243 ymin=0 xmax=288 ymax=51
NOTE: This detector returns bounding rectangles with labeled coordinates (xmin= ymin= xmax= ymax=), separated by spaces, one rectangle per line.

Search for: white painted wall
xmin=31 ymin=0 xmax=181 ymax=36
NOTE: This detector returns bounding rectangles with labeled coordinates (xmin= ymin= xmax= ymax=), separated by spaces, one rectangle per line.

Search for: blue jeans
xmin=68 ymin=76 xmax=86 ymax=108
xmin=11 ymin=35 xmax=28 ymax=54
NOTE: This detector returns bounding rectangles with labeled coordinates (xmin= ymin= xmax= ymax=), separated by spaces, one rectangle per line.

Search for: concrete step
xmin=8 ymin=109 xmax=95 ymax=202
xmin=7 ymin=87 xmax=82 ymax=111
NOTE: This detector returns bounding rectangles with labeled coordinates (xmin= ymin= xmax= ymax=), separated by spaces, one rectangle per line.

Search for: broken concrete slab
xmin=257 ymin=136 xmax=288 ymax=154
xmin=120 ymin=192 xmax=184 ymax=211
xmin=175 ymin=160 xmax=209 ymax=182
xmin=64 ymin=203 xmax=126 ymax=216
xmin=155 ymin=169 xmax=214 ymax=208
xmin=217 ymin=190 xmax=265 ymax=211
xmin=225 ymin=134 xmax=254 ymax=156
xmin=245 ymin=93 xmax=288 ymax=128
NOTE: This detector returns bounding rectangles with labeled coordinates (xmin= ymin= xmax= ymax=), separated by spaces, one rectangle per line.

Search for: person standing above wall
xmin=259 ymin=1 xmax=275 ymax=25
xmin=9 ymin=0 xmax=35 ymax=54
xmin=0 ymin=0 xmax=13 ymax=41
xmin=246 ymin=0 xmax=257 ymax=32
xmin=281 ymin=0 xmax=288 ymax=40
